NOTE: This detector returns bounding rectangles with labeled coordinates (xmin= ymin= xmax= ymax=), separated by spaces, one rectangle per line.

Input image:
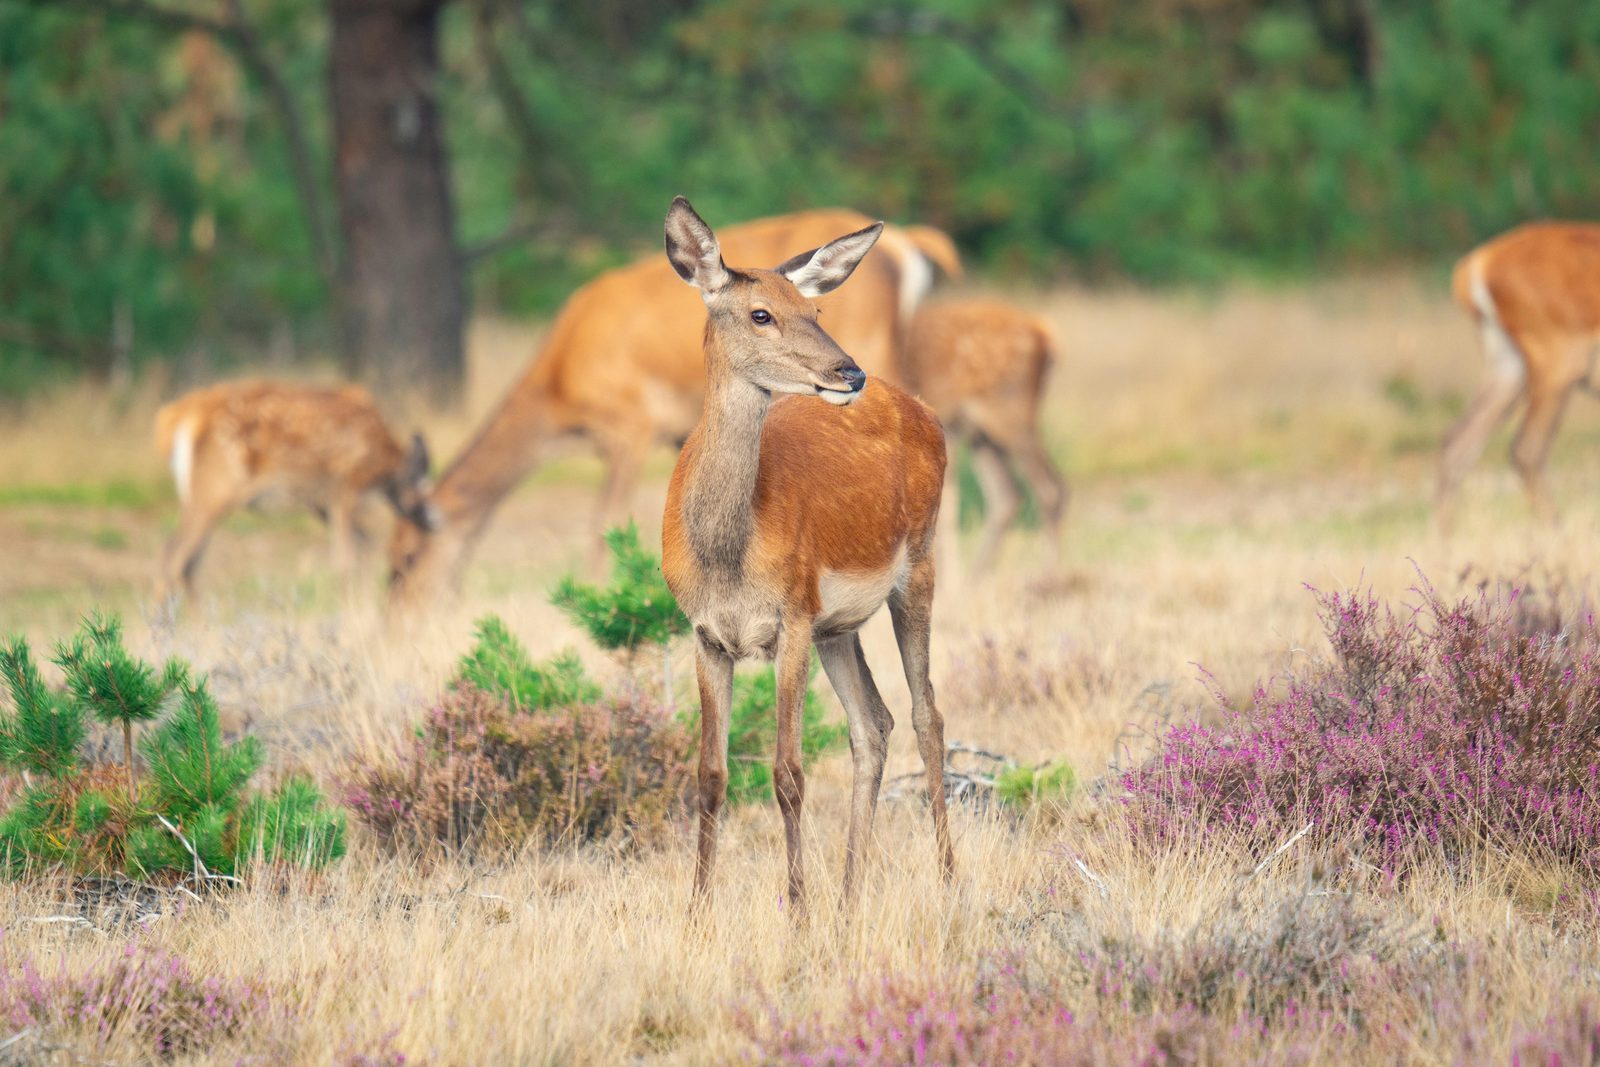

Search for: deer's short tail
xmin=153 ymin=400 xmax=198 ymax=503
xmin=901 ymin=224 xmax=964 ymax=283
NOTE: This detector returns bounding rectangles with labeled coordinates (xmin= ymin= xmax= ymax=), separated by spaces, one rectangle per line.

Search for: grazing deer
xmin=386 ymin=210 xmax=959 ymax=611
xmin=1438 ymin=222 xmax=1600 ymax=522
xmin=906 ymin=297 xmax=1067 ymax=573
xmin=154 ymin=380 xmax=436 ymax=600
xmin=659 ymin=197 xmax=954 ymax=915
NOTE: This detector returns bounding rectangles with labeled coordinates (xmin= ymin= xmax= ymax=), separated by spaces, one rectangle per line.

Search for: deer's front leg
xmin=691 ymin=636 xmax=734 ymax=908
xmin=773 ymin=616 xmax=815 ymax=919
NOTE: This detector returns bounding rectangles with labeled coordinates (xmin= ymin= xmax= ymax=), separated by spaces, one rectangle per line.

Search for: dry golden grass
xmin=2 ymin=276 xmax=1600 ymax=1063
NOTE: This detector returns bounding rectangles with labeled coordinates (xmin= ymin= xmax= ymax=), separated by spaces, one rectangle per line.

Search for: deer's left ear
xmin=775 ymin=222 xmax=885 ymax=298
xmin=665 ymin=196 xmax=732 ymax=294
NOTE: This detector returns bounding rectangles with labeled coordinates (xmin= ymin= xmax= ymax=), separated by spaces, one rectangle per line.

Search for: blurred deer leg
xmin=327 ymin=493 xmax=361 ymax=596
xmin=934 ymin=430 xmax=967 ymax=592
xmin=1510 ymin=380 xmax=1575 ymax=522
xmin=983 ymin=418 xmax=1067 ymax=570
xmin=969 ymin=439 xmax=1021 ymax=576
xmin=592 ymin=429 xmax=651 ymax=568
xmin=158 ymin=501 xmax=231 ymax=602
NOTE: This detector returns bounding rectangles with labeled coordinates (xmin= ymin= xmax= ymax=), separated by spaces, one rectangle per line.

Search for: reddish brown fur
xmin=1438 ymin=222 xmax=1600 ymax=520
xmin=155 ymin=379 xmax=429 ymax=600
xmin=662 ymin=378 xmax=947 ymax=627
xmin=387 ymin=209 xmax=959 ymax=609
xmin=658 ymin=199 xmax=953 ymax=916
xmin=905 ymin=298 xmax=1067 ymax=570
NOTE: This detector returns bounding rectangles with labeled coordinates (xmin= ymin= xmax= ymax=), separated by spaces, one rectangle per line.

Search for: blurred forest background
xmin=2 ymin=0 xmax=1598 ymax=402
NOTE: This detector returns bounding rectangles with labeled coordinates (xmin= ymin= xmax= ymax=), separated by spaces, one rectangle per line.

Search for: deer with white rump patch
xmin=1438 ymin=222 xmax=1600 ymax=524
xmin=659 ymin=198 xmax=954 ymax=916
xmin=154 ymin=379 xmax=436 ymax=601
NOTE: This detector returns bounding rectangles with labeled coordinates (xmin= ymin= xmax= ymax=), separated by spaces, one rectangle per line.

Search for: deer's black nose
xmin=840 ymin=365 xmax=866 ymax=392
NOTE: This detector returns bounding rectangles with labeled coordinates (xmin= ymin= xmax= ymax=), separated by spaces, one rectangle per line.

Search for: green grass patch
xmin=0 ymin=479 xmax=164 ymax=509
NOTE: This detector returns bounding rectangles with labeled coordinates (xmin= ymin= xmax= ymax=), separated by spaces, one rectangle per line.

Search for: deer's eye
xmin=750 ymin=309 xmax=772 ymax=325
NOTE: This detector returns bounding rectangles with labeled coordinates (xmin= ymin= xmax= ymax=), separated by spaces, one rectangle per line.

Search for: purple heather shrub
xmin=343 ymin=683 xmax=690 ymax=855
xmin=1122 ymin=577 xmax=1600 ymax=880
xmin=1509 ymin=1000 xmax=1600 ymax=1067
xmin=737 ymin=962 xmax=1333 ymax=1066
xmin=0 ymin=942 xmax=277 ymax=1058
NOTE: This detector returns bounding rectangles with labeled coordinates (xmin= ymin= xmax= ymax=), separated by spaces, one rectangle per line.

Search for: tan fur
xmin=1437 ymin=222 xmax=1600 ymax=522
xmin=906 ymin=298 xmax=1067 ymax=572
xmin=154 ymin=379 xmax=431 ymax=601
xmin=387 ymin=210 xmax=962 ymax=610
xmin=658 ymin=199 xmax=953 ymax=918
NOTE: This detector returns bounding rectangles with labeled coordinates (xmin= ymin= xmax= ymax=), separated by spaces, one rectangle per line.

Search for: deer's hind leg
xmin=816 ymin=633 xmax=894 ymax=906
xmin=888 ymin=555 xmax=955 ymax=881
xmin=158 ymin=495 xmax=236 ymax=603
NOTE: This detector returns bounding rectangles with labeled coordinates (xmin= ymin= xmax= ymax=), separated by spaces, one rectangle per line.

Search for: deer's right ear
xmin=665 ymin=196 xmax=731 ymax=294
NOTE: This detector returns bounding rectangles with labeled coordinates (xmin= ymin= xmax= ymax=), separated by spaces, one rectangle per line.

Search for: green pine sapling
xmin=454 ymin=616 xmax=600 ymax=710
xmin=0 ymin=612 xmax=345 ymax=879
xmin=550 ymin=525 xmax=848 ymax=806
xmin=0 ymin=636 xmax=84 ymax=778
xmin=552 ymin=523 xmax=688 ymax=705
xmin=53 ymin=612 xmax=186 ymax=800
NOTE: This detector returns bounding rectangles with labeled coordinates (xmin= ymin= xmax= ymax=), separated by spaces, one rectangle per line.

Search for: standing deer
xmin=906 ymin=297 xmax=1067 ymax=573
xmin=154 ymin=380 xmax=436 ymax=600
xmin=1438 ymin=222 xmax=1600 ymax=522
xmin=659 ymin=197 xmax=953 ymax=915
xmin=386 ymin=209 xmax=958 ymax=611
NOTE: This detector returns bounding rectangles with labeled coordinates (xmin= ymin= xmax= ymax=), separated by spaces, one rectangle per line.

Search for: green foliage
xmin=551 ymin=524 xmax=688 ymax=653
xmin=139 ymin=681 xmax=262 ymax=819
xmin=717 ymin=663 xmax=850 ymax=806
xmin=995 ymin=760 xmax=1077 ymax=810
xmin=0 ymin=613 xmax=344 ymax=879
xmin=453 ymin=616 xmax=601 ymax=711
xmin=7 ymin=1 xmax=1600 ymax=393
xmin=0 ymin=636 xmax=83 ymax=776
xmin=54 ymin=612 xmax=186 ymax=731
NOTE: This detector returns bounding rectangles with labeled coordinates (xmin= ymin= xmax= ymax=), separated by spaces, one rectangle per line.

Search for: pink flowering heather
xmin=1123 ymin=577 xmax=1600 ymax=880
xmin=0 ymin=942 xmax=277 ymax=1057
xmin=736 ymin=963 xmax=1332 ymax=1066
xmin=1509 ymin=1000 xmax=1600 ymax=1067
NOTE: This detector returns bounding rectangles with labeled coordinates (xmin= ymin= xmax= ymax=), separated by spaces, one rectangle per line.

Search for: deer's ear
xmin=665 ymin=196 xmax=732 ymax=293
xmin=775 ymin=222 xmax=884 ymax=298
xmin=403 ymin=432 xmax=431 ymax=484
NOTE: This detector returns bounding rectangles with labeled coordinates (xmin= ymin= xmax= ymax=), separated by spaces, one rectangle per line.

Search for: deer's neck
xmin=682 ymin=342 xmax=770 ymax=576
xmin=431 ymin=368 xmax=555 ymax=532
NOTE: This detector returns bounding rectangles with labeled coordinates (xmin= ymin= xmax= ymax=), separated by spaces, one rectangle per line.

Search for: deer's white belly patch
xmin=816 ymin=547 xmax=907 ymax=635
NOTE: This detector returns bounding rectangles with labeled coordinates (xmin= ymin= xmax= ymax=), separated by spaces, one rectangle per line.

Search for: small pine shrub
xmin=1123 ymin=578 xmax=1600 ymax=880
xmin=344 ymin=683 xmax=690 ymax=854
xmin=550 ymin=530 xmax=850 ymax=807
xmin=995 ymin=760 xmax=1077 ymax=810
xmin=453 ymin=615 xmax=600 ymax=710
xmin=716 ymin=663 xmax=849 ymax=805
xmin=0 ymin=614 xmax=345 ymax=879
xmin=551 ymin=523 xmax=688 ymax=652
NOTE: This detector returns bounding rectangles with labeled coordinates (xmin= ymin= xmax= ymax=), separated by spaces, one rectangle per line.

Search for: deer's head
xmin=664 ymin=196 xmax=882 ymax=406
xmin=383 ymin=432 xmax=440 ymax=535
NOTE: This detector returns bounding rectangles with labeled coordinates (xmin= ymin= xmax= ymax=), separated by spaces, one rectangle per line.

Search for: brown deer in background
xmin=386 ymin=209 xmax=960 ymax=611
xmin=1438 ymin=222 xmax=1600 ymax=523
xmin=155 ymin=380 xmax=436 ymax=600
xmin=659 ymin=197 xmax=953 ymax=916
xmin=906 ymin=297 xmax=1067 ymax=573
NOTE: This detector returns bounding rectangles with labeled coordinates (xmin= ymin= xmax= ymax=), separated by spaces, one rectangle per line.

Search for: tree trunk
xmin=328 ymin=0 xmax=465 ymax=403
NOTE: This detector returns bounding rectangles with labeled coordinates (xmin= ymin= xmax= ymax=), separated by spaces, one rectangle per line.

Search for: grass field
xmin=3 ymin=275 xmax=1599 ymax=1064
